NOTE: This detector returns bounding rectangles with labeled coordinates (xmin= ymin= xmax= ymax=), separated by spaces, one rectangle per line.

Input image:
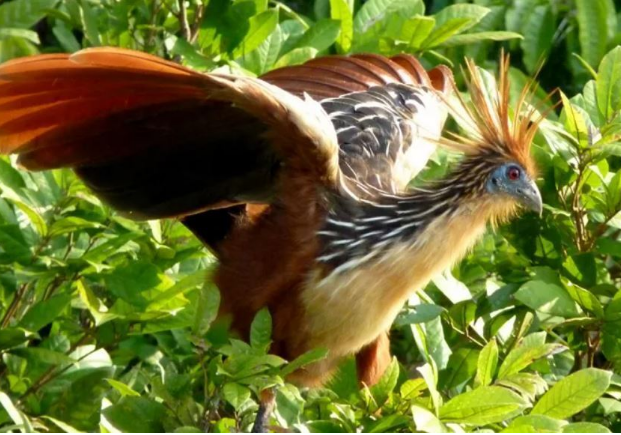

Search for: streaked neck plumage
xmin=317 ymin=156 xmax=513 ymax=276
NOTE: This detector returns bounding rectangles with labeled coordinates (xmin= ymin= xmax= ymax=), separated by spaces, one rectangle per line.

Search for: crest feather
xmin=439 ymin=53 xmax=550 ymax=176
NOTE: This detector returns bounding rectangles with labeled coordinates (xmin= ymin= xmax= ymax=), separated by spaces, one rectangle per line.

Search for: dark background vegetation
xmin=1 ymin=0 xmax=621 ymax=432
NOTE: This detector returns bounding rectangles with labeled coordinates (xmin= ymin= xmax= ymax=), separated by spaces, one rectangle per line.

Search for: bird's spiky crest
xmin=440 ymin=53 xmax=548 ymax=176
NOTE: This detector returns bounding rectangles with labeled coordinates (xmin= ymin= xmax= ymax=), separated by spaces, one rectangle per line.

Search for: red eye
xmin=507 ymin=167 xmax=521 ymax=181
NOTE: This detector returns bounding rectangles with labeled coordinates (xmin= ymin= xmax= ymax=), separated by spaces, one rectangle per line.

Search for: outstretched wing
xmin=0 ymin=48 xmax=338 ymax=219
xmin=264 ymin=54 xmax=453 ymax=197
xmin=0 ymin=49 xmax=452 ymax=250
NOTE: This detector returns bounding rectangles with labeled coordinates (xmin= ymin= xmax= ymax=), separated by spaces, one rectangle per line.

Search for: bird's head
xmin=485 ymin=160 xmax=541 ymax=215
xmin=441 ymin=54 xmax=545 ymax=218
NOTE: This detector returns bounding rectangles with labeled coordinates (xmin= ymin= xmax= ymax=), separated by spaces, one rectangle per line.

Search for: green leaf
xmin=369 ymin=357 xmax=399 ymax=405
xmin=274 ymin=47 xmax=318 ymax=68
xmin=562 ymin=422 xmax=611 ymax=433
xmin=396 ymin=304 xmax=443 ymax=325
xmin=441 ymin=346 xmax=479 ymax=390
xmin=514 ymin=280 xmax=581 ymax=317
xmin=531 ymin=368 xmax=612 ymax=418
xmin=41 ymin=416 xmax=82 ymax=433
xmin=314 ymin=0 xmax=330 ymax=19
xmin=433 ymin=4 xmax=489 ymax=31
xmin=307 ymin=420 xmax=346 ymax=433
xmin=77 ymin=279 xmax=117 ymax=326
xmin=48 ymin=365 xmax=112 ymax=430
xmin=149 ymin=269 xmax=209 ymax=310
xmin=497 ymin=373 xmax=548 ymax=402
xmin=49 ymin=217 xmax=103 ymax=237
xmin=411 ymin=405 xmax=445 ymax=433
xmin=173 ymin=427 xmax=202 ymax=433
xmin=439 ymin=386 xmax=529 ymax=425
xmin=250 ymin=307 xmax=272 ymax=351
xmin=106 ymin=379 xmax=141 ymax=397
xmin=19 ymin=293 xmax=72 ymax=332
xmin=330 ymin=0 xmax=353 ymax=53
xmin=0 ymin=28 xmax=39 ymax=44
xmin=0 ymin=392 xmax=34 ymax=433
xmin=520 ymin=5 xmax=554 ymax=73
xmin=0 ymin=328 xmax=29 ymax=351
xmin=576 ymin=0 xmax=609 ymax=68
xmin=421 ymin=17 xmax=472 ymax=49
xmin=0 ymin=224 xmax=31 ymax=263
xmin=411 ymin=314 xmax=451 ymax=370
xmin=222 ymin=382 xmax=251 ymax=410
xmin=498 ymin=332 xmax=565 ymax=379
xmin=573 ymin=53 xmax=598 ymax=80
xmin=596 ymin=46 xmax=621 ymax=121
xmin=9 ymin=347 xmax=75 ymax=365
xmin=242 ymin=24 xmax=283 ymax=74
xmin=400 ymin=378 xmax=426 ymax=400
xmin=0 ymin=0 xmax=58 ymax=28
xmin=104 ymin=261 xmax=167 ymax=308
xmin=140 ymin=308 xmax=194 ymax=333
xmin=602 ymin=319 xmax=621 ymax=363
xmin=417 ymin=362 xmax=441 ymax=414
xmin=276 ymin=384 xmax=305 ymax=427
xmin=82 ymin=233 xmax=137 ymax=263
xmin=295 ymin=19 xmax=341 ymax=52
xmin=103 ymin=397 xmax=167 ymax=433
xmin=505 ymin=415 xmax=566 ymax=433
xmin=7 ymin=199 xmax=47 ymax=236
xmin=474 ymin=339 xmax=498 ymax=387
xmin=232 ymin=9 xmax=278 ymax=59
xmin=53 ymin=22 xmax=81 ymax=52
xmin=192 ymin=282 xmax=220 ymax=336
xmin=563 ymin=253 xmax=597 ymax=287
xmin=0 ymin=158 xmax=25 ymax=191
xmin=432 ymin=271 xmax=471 ymax=303
xmin=366 ymin=414 xmax=409 ymax=433
xmin=560 ymin=91 xmax=592 ymax=149
xmin=166 ymin=34 xmax=215 ymax=70
xmin=442 ymin=31 xmax=522 ymax=48
xmin=79 ymin=0 xmax=100 ymax=46
xmin=0 ymin=35 xmax=38 ymax=63
xmin=564 ymin=282 xmax=604 ymax=318
xmin=281 ymin=348 xmax=328 ymax=377
xmin=279 ymin=19 xmax=307 ymax=55
xmin=354 ymin=0 xmax=419 ymax=33
xmin=401 ymin=16 xmax=435 ymax=50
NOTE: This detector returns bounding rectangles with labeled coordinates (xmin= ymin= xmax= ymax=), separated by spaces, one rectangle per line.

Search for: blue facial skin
xmin=486 ymin=163 xmax=543 ymax=215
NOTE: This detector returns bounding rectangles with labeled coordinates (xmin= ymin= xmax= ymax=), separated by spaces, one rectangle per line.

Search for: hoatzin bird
xmin=0 ymin=48 xmax=543 ymax=431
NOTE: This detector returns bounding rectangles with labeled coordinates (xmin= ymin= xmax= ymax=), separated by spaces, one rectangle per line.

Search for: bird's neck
xmin=317 ymin=166 xmax=514 ymax=275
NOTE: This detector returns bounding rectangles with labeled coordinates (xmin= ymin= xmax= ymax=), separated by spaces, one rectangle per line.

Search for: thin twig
xmin=178 ymin=0 xmax=191 ymax=41
xmin=144 ymin=0 xmax=161 ymax=52
xmin=571 ymin=161 xmax=588 ymax=251
xmin=1 ymin=283 xmax=28 ymax=328
xmin=190 ymin=3 xmax=205 ymax=43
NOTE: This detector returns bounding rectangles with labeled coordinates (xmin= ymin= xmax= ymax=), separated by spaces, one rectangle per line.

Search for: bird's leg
xmin=251 ymin=388 xmax=276 ymax=433
xmin=356 ymin=332 xmax=391 ymax=387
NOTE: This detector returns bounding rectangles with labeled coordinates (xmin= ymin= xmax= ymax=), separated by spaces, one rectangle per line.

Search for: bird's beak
xmin=517 ymin=179 xmax=543 ymax=216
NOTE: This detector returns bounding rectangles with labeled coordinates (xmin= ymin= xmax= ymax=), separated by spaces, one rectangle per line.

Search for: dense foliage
xmin=1 ymin=0 xmax=621 ymax=432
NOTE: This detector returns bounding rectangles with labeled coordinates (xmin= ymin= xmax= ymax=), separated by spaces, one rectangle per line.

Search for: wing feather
xmin=263 ymin=55 xmax=454 ymax=197
xmin=0 ymin=49 xmax=453 ymax=248
xmin=0 ymin=48 xmax=338 ymax=218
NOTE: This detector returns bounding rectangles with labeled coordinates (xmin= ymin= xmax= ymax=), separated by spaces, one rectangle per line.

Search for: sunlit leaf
xmin=531 ymin=368 xmax=612 ymax=418
xmin=474 ymin=339 xmax=498 ymax=387
xmin=439 ymin=386 xmax=529 ymax=425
